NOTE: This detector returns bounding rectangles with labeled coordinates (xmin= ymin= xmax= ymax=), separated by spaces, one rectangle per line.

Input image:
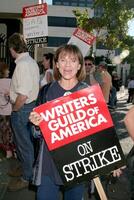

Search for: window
xmin=79 ymin=3 xmax=85 ymax=7
xmin=48 ymin=16 xmax=76 ymax=27
xmin=63 ymin=2 xmax=69 ymax=6
xmin=53 ymin=0 xmax=62 ymax=5
xmin=48 ymin=37 xmax=69 ymax=47
xmin=71 ymin=2 xmax=78 ymax=6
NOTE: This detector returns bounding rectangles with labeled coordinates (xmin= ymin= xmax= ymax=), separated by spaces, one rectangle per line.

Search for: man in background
xmin=97 ymin=61 xmax=112 ymax=104
xmin=84 ymin=56 xmax=98 ymax=85
xmin=8 ymin=33 xmax=39 ymax=191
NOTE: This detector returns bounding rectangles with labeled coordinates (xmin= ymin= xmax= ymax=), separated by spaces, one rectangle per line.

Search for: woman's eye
xmin=72 ymin=59 xmax=76 ymax=63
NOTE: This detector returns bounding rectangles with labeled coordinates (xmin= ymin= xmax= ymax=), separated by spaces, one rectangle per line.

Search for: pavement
xmin=0 ymin=88 xmax=134 ymax=200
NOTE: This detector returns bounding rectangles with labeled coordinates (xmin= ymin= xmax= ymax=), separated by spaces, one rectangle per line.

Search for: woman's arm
xmin=124 ymin=106 xmax=134 ymax=141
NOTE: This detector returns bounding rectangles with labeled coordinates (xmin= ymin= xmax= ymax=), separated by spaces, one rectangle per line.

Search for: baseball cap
xmin=98 ymin=61 xmax=107 ymax=68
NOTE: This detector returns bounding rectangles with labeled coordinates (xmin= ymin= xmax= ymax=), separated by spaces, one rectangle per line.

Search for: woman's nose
xmin=65 ymin=60 xmax=71 ymax=66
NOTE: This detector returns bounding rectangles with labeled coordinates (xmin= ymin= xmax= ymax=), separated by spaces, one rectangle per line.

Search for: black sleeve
xmin=36 ymin=82 xmax=52 ymax=106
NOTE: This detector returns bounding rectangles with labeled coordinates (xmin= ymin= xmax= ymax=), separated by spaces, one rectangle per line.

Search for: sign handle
xmin=93 ymin=177 xmax=108 ymax=200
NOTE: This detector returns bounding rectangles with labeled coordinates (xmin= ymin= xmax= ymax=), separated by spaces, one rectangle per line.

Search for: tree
xmin=123 ymin=35 xmax=134 ymax=74
xmin=73 ymin=0 xmax=134 ymax=50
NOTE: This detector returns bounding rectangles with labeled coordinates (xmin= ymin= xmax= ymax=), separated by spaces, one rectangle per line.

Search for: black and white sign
xmin=23 ymin=3 xmax=48 ymax=44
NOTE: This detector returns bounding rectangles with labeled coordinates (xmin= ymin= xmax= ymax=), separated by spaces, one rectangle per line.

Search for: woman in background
xmin=40 ymin=53 xmax=54 ymax=88
xmin=0 ymin=61 xmax=14 ymax=158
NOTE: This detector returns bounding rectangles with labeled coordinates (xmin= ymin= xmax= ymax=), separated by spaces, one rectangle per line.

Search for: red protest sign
xmin=23 ymin=3 xmax=48 ymax=44
xmin=22 ymin=3 xmax=47 ymax=18
xmin=68 ymin=28 xmax=96 ymax=57
xmin=34 ymin=85 xmax=113 ymax=151
xmin=34 ymin=84 xmax=125 ymax=186
xmin=73 ymin=28 xmax=96 ymax=45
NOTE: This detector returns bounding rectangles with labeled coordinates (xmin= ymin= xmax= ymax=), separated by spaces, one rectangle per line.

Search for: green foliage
xmin=123 ymin=35 xmax=134 ymax=67
xmin=73 ymin=9 xmax=105 ymax=32
xmin=73 ymin=9 xmax=91 ymax=32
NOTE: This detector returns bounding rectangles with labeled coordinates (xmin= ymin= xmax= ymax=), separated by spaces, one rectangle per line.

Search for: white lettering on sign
xmin=40 ymin=93 xmax=108 ymax=144
xmin=74 ymin=29 xmax=95 ymax=44
xmin=40 ymin=93 xmax=97 ymax=121
xmin=50 ymin=114 xmax=107 ymax=144
xmin=24 ymin=5 xmax=46 ymax=18
xmin=77 ymin=141 xmax=93 ymax=156
xmin=63 ymin=145 xmax=121 ymax=182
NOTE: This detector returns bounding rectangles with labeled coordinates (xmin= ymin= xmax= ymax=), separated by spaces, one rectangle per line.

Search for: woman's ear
xmin=56 ymin=62 xmax=59 ymax=68
xmin=78 ymin=64 xmax=81 ymax=70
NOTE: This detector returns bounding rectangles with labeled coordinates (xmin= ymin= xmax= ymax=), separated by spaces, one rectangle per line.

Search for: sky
xmin=46 ymin=0 xmax=52 ymax=4
xmin=128 ymin=19 xmax=134 ymax=36
xmin=45 ymin=0 xmax=134 ymax=36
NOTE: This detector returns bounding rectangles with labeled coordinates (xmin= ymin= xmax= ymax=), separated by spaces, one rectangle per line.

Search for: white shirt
xmin=10 ymin=52 xmax=40 ymax=104
xmin=128 ymin=80 xmax=134 ymax=89
xmin=40 ymin=69 xmax=53 ymax=87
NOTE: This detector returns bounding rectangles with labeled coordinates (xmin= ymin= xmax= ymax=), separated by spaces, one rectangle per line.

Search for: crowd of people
xmin=0 ymin=32 xmax=133 ymax=200
xmin=84 ymin=56 xmax=121 ymax=110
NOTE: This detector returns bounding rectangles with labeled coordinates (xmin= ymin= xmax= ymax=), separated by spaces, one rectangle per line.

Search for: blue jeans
xmin=11 ymin=102 xmax=35 ymax=181
xmin=37 ymin=175 xmax=85 ymax=200
xmin=109 ymin=87 xmax=117 ymax=107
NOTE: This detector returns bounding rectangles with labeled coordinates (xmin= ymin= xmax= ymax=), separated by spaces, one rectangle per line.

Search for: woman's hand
xmin=29 ymin=111 xmax=43 ymax=126
xmin=112 ymin=166 xmax=126 ymax=177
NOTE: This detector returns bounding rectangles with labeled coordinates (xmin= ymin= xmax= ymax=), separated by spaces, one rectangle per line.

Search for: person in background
xmin=112 ymin=71 xmax=121 ymax=93
xmin=127 ymin=76 xmax=134 ymax=104
xmin=40 ymin=53 xmax=54 ymax=88
xmin=29 ymin=44 xmax=88 ymax=200
xmin=84 ymin=56 xmax=98 ymax=85
xmin=124 ymin=106 xmax=134 ymax=141
xmin=0 ymin=61 xmax=15 ymax=158
xmin=124 ymin=106 xmax=134 ymax=200
xmin=84 ymin=56 xmax=98 ymax=198
xmin=7 ymin=33 xmax=40 ymax=191
xmin=97 ymin=61 xmax=112 ymax=105
xmin=108 ymin=71 xmax=121 ymax=109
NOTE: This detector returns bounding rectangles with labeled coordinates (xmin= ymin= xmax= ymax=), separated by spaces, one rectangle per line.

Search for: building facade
xmin=52 ymin=0 xmax=93 ymax=7
xmin=0 ymin=1 xmax=93 ymax=63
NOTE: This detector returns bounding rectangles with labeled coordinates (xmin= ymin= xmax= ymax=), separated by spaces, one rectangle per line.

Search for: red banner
xmin=34 ymin=85 xmax=113 ymax=151
xmin=73 ymin=28 xmax=96 ymax=45
xmin=23 ymin=3 xmax=47 ymax=18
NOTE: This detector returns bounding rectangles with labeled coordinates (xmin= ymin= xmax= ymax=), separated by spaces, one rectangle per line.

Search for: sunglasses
xmin=85 ymin=63 xmax=92 ymax=66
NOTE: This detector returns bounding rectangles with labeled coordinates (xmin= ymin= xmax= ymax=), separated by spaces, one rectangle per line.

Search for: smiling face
xmin=56 ymin=52 xmax=81 ymax=81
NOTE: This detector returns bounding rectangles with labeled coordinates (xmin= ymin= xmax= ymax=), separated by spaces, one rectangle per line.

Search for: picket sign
xmin=93 ymin=177 xmax=108 ymax=200
xmin=34 ymin=85 xmax=125 ymax=198
xmin=68 ymin=27 xmax=96 ymax=57
xmin=23 ymin=3 xmax=48 ymax=45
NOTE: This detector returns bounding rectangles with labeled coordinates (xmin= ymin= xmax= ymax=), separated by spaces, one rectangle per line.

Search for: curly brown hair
xmin=8 ymin=33 xmax=27 ymax=53
xmin=0 ymin=62 xmax=9 ymax=78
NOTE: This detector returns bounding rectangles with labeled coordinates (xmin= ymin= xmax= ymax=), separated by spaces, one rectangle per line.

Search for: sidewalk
xmin=0 ymin=158 xmax=10 ymax=200
xmin=0 ymin=89 xmax=133 ymax=200
xmin=117 ymin=86 xmax=128 ymax=100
